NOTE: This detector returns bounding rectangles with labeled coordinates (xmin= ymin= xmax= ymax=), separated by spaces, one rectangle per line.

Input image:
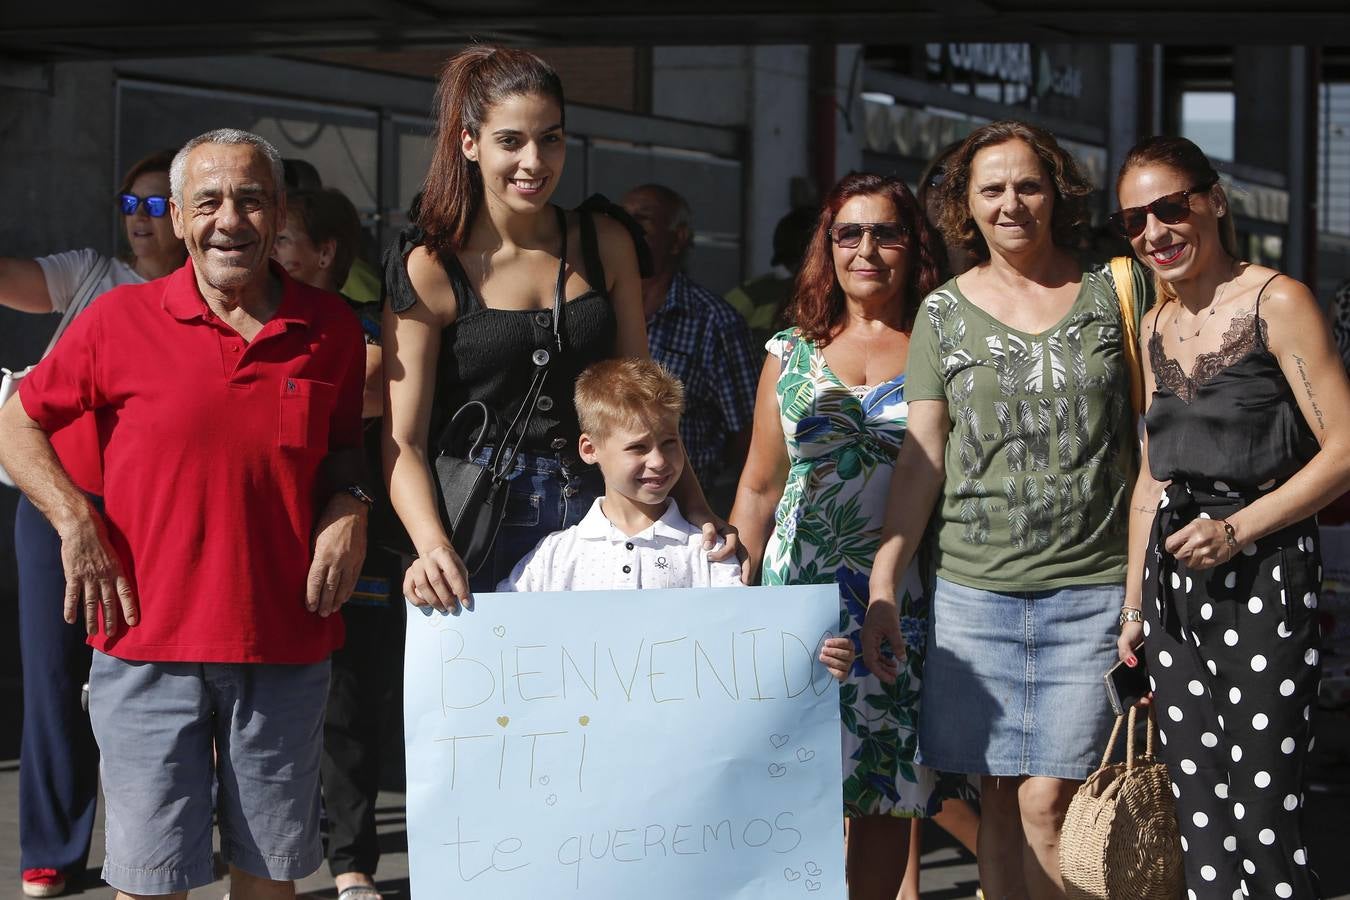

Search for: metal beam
xmin=2 ymin=6 xmax=1350 ymax=56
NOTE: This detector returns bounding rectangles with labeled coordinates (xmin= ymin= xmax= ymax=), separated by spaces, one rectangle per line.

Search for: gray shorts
xmin=88 ymin=652 xmax=331 ymax=895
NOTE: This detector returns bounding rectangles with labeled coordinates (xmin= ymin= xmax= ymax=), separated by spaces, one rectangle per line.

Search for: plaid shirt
xmin=647 ymin=272 xmax=759 ymax=482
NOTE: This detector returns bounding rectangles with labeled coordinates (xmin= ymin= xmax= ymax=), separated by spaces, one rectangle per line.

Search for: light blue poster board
xmin=404 ymin=585 xmax=846 ymax=899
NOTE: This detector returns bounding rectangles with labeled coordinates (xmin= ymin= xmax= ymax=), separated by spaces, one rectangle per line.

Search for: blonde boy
xmin=499 ymin=358 xmax=852 ymax=678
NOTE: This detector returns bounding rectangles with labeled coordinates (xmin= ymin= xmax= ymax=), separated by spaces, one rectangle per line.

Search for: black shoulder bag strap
xmin=578 ymin=207 xmax=606 ymax=295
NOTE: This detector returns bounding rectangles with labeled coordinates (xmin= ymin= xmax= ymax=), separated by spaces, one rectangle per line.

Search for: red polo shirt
xmin=47 ymin=414 xmax=102 ymax=495
xmin=19 ymin=260 xmax=364 ymax=663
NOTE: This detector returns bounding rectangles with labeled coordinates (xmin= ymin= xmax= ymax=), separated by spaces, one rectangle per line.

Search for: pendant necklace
xmin=1174 ymin=264 xmax=1237 ymax=343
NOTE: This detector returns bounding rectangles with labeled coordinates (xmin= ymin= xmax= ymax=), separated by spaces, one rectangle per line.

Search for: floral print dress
xmin=761 ymin=329 xmax=966 ymax=817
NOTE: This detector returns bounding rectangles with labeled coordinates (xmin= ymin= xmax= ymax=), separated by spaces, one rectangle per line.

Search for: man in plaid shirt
xmin=622 ymin=184 xmax=758 ymax=490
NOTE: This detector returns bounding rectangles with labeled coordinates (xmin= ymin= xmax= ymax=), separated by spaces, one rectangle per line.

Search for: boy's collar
xmin=576 ymin=497 xmax=690 ymax=542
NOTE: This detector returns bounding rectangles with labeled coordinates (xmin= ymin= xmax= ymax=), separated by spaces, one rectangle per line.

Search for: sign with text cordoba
xmin=403 ymin=585 xmax=846 ymax=898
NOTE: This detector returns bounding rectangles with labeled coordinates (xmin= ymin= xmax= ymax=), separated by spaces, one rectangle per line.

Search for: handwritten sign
xmin=404 ymin=585 xmax=846 ymax=899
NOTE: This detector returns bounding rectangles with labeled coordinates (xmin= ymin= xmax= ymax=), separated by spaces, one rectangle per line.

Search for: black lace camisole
xmin=1145 ymin=274 xmax=1319 ymax=487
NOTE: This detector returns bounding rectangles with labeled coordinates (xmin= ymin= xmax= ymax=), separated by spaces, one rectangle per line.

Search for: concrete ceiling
xmin=4 ymin=1 xmax=1350 ymax=61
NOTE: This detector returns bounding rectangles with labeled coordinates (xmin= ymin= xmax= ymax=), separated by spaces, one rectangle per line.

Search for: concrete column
xmin=1286 ymin=46 xmax=1315 ymax=284
xmin=1234 ymin=46 xmax=1293 ymax=174
xmin=834 ymin=44 xmax=865 ymax=181
xmin=652 ymin=45 xmax=811 ymax=277
xmin=745 ymin=46 xmax=812 ymax=277
xmin=1107 ymin=44 xmax=1141 ymax=192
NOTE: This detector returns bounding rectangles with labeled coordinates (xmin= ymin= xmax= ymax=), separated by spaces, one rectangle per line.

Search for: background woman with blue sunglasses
xmin=1 ymin=148 xmax=184 ymax=317
xmin=0 ymin=148 xmax=184 ymax=899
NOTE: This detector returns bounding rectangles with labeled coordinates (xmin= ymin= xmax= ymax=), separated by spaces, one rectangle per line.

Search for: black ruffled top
xmin=383 ymin=197 xmax=649 ymax=454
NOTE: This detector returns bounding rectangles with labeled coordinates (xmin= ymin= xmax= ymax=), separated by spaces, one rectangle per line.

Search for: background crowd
xmin=1 ymin=42 xmax=1349 ymax=900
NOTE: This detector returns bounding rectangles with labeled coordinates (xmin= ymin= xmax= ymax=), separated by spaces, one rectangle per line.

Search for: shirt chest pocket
xmin=278 ymin=378 xmax=335 ymax=450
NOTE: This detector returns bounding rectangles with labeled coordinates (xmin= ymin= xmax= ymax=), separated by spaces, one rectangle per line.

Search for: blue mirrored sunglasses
xmin=119 ymin=192 xmax=169 ymax=217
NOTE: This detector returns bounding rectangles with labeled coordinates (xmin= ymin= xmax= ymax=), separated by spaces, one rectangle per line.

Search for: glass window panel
xmin=117 ymin=82 xmax=380 ymax=238
xmin=1180 ymin=91 xmax=1236 ymax=162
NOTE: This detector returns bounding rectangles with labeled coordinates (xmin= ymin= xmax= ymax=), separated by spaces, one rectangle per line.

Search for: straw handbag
xmin=1060 ymin=706 xmax=1184 ymax=899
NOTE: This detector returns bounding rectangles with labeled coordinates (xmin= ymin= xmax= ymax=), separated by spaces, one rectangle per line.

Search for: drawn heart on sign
xmin=496 ymin=716 xmax=510 ymax=728
xmin=796 ymin=747 xmax=815 ymax=763
xmin=767 ymin=763 xmax=787 ymax=778
xmin=769 ymin=733 xmax=790 ymax=749
xmin=578 ymin=715 xmax=591 ymax=726
xmin=805 ymin=879 xmax=821 ymax=892
xmin=546 ymin=794 xmax=557 ymax=806
xmin=804 ymin=861 xmax=821 ymax=876
xmin=783 ymin=868 xmax=801 ymax=882
xmin=539 ymin=775 xmax=550 ymax=786
xmin=492 ymin=625 xmax=506 ymax=637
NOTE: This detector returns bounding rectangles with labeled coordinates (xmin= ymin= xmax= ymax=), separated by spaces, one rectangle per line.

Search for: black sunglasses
xmin=829 ymin=222 xmax=908 ymax=249
xmin=1108 ymin=179 xmax=1217 ymax=239
xmin=119 ymin=192 xmax=169 ymax=218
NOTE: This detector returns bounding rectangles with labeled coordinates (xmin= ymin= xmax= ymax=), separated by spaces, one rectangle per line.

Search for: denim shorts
xmin=468 ymin=446 xmax=602 ymax=592
xmin=917 ymin=576 xmax=1121 ymax=780
xmin=88 ymin=652 xmax=330 ymax=894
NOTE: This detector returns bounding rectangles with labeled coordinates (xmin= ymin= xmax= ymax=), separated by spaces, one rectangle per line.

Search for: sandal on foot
xmin=22 ymin=870 xmax=66 ymax=899
xmin=336 ymin=886 xmax=383 ymax=900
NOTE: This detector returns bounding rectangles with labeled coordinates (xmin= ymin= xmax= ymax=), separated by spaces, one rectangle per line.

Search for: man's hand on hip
xmin=58 ymin=508 xmax=138 ymax=637
xmin=307 ymin=492 xmax=368 ymax=618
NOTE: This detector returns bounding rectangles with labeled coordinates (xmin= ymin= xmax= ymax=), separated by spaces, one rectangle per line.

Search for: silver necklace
xmin=1173 ymin=267 xmax=1236 ymax=343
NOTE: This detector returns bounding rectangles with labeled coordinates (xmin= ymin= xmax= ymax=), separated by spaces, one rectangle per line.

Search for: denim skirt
xmin=468 ymin=447 xmax=603 ymax=592
xmin=916 ymin=576 xmax=1121 ymax=781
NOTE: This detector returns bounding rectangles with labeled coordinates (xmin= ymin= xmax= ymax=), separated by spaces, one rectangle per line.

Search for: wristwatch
xmin=342 ymin=484 xmax=375 ymax=509
xmin=1118 ymin=607 xmax=1144 ymax=628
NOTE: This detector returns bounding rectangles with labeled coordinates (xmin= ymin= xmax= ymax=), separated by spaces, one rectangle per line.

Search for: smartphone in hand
xmin=1104 ymin=647 xmax=1149 ymax=716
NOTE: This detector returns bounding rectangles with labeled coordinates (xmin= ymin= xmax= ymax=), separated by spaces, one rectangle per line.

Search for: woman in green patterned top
xmin=862 ymin=121 xmax=1141 ymax=899
xmin=730 ymin=172 xmax=971 ymax=900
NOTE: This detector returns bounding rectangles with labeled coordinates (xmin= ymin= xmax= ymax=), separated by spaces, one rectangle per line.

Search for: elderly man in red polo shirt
xmin=0 ymin=128 xmax=369 ymax=900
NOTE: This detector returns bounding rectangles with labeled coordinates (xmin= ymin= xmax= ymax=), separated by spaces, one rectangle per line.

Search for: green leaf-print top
xmin=904 ymin=270 xmax=1137 ymax=592
xmin=761 ymin=329 xmax=969 ymax=818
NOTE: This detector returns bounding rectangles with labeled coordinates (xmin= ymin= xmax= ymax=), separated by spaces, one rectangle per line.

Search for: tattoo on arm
xmin=1132 ymin=504 xmax=1157 ymax=515
xmin=1291 ymin=354 xmax=1327 ymax=432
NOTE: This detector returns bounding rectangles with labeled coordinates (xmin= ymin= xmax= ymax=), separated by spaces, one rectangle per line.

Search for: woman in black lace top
xmin=383 ymin=47 xmax=734 ymax=607
xmin=1114 ymin=136 xmax=1350 ymax=898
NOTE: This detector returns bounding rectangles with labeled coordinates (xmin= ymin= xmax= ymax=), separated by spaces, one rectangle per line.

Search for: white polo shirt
xmin=497 ymin=498 xmax=743 ymax=592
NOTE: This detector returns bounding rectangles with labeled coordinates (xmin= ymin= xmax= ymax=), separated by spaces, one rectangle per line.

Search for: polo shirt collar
xmin=162 ymin=258 xmax=311 ymax=329
xmin=575 ymin=497 xmax=692 ymax=543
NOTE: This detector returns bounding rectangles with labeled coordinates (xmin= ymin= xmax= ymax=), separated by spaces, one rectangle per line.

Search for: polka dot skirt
xmin=1144 ymin=482 xmax=1323 ymax=898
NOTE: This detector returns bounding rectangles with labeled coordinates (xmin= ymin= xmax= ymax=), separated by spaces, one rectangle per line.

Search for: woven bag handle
xmin=1099 ymin=714 xmax=1126 ymax=769
xmin=1144 ymin=705 xmax=1157 ymax=758
xmin=1124 ymin=705 xmax=1139 ymax=769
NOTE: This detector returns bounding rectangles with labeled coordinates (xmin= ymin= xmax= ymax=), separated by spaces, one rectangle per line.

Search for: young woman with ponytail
xmin=383 ymin=47 xmax=736 ymax=610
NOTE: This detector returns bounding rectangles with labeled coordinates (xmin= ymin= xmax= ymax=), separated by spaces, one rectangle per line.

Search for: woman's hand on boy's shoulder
xmin=684 ymin=507 xmax=745 ymax=569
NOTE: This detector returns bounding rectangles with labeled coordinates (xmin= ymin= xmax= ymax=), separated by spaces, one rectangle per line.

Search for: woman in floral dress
xmin=731 ymin=172 xmax=968 ymax=900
